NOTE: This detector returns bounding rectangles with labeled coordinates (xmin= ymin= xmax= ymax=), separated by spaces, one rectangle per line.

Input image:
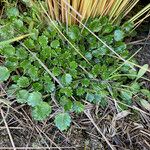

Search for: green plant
xmin=1 ymin=3 xmax=150 ymax=131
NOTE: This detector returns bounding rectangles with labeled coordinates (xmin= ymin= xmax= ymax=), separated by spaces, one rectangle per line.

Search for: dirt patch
xmin=0 ymin=101 xmax=150 ymax=150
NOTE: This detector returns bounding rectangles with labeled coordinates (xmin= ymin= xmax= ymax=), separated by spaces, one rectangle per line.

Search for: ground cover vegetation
xmin=0 ymin=0 xmax=150 ymax=133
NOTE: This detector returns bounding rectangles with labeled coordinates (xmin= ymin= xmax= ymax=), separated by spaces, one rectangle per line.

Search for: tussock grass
xmin=47 ymin=0 xmax=150 ymax=25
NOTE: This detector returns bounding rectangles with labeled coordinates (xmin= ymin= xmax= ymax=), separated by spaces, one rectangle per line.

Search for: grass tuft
xmin=46 ymin=0 xmax=150 ymax=25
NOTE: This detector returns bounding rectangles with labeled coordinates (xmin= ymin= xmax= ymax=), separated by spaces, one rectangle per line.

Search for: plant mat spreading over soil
xmin=1 ymin=3 xmax=150 ymax=150
xmin=1 ymin=22 xmax=150 ymax=149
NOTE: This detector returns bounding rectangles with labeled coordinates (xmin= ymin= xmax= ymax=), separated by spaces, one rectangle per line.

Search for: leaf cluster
xmin=0 ymin=5 xmax=150 ymax=131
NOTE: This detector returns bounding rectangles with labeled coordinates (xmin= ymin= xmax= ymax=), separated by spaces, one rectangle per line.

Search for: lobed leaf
xmin=54 ymin=113 xmax=71 ymax=131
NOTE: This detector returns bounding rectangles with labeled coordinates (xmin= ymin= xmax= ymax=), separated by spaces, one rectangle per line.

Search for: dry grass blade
xmin=46 ymin=0 xmax=150 ymax=25
xmin=0 ymin=147 xmax=75 ymax=149
xmin=1 ymin=109 xmax=16 ymax=150
xmin=0 ymin=34 xmax=33 ymax=46
xmin=84 ymin=110 xmax=116 ymax=150
xmin=129 ymin=3 xmax=150 ymax=22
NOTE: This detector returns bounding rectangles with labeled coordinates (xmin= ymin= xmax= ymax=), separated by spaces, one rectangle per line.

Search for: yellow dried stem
xmin=122 ymin=0 xmax=140 ymax=18
xmin=134 ymin=11 xmax=150 ymax=27
xmin=53 ymin=0 xmax=59 ymax=21
xmin=47 ymin=0 xmax=54 ymax=19
xmin=100 ymin=0 xmax=108 ymax=15
xmin=129 ymin=3 xmax=150 ymax=22
xmin=109 ymin=0 xmax=123 ymax=20
xmin=112 ymin=0 xmax=129 ymax=23
xmin=46 ymin=0 xmax=150 ymax=26
xmin=90 ymin=0 xmax=99 ymax=17
xmin=80 ymin=0 xmax=91 ymax=20
xmin=96 ymin=0 xmax=106 ymax=16
xmin=71 ymin=0 xmax=79 ymax=23
xmin=103 ymin=0 xmax=115 ymax=16
xmin=66 ymin=0 xmax=71 ymax=25
xmin=61 ymin=0 xmax=65 ymax=23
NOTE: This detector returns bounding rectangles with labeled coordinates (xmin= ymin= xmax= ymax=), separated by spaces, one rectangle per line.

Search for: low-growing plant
xmin=0 ymin=2 xmax=150 ymax=131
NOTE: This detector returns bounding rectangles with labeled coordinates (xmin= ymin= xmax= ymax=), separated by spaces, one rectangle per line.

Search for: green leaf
xmin=140 ymin=99 xmax=150 ymax=111
xmin=103 ymin=35 xmax=114 ymax=44
xmin=27 ymin=66 xmax=38 ymax=81
xmin=128 ymin=69 xmax=137 ymax=79
xmin=94 ymin=94 xmax=102 ymax=103
xmin=100 ymin=16 xmax=109 ymax=25
xmin=87 ymin=36 xmax=97 ymax=49
xmin=65 ymin=74 xmax=72 ymax=84
xmin=32 ymin=102 xmax=52 ymax=121
xmin=130 ymin=82 xmax=140 ymax=94
xmin=12 ymin=75 xmax=19 ymax=82
xmin=44 ymin=82 xmax=55 ymax=93
xmin=7 ymin=7 xmax=19 ymax=18
xmin=115 ymin=42 xmax=127 ymax=53
xmin=122 ymin=22 xmax=134 ymax=33
xmin=136 ymin=64 xmax=148 ymax=80
xmin=100 ymin=97 xmax=108 ymax=108
xmin=0 ymin=66 xmax=10 ymax=82
xmin=7 ymin=84 xmax=19 ymax=97
xmin=54 ymin=113 xmax=71 ymax=131
xmin=68 ymin=26 xmax=80 ymax=41
xmin=76 ymin=87 xmax=85 ymax=96
xmin=120 ymin=91 xmax=132 ymax=105
xmin=32 ymin=82 xmax=43 ymax=91
xmin=81 ymin=79 xmax=90 ymax=87
xmin=2 ymin=45 xmax=15 ymax=57
xmin=27 ymin=92 xmax=42 ymax=107
xmin=141 ymin=89 xmax=150 ymax=99
xmin=114 ymin=30 xmax=124 ymax=41
xmin=102 ymin=24 xmax=113 ymax=34
xmin=86 ymin=93 xmax=95 ymax=102
xmin=16 ymin=90 xmax=29 ymax=103
xmin=24 ymin=38 xmax=35 ymax=49
xmin=50 ymin=40 xmax=60 ymax=49
xmin=42 ymin=74 xmax=52 ymax=83
xmin=13 ymin=19 xmax=23 ymax=28
xmin=92 ymin=64 xmax=101 ymax=76
xmin=17 ymin=76 xmax=30 ymax=88
xmin=5 ymin=57 xmax=18 ymax=71
xmin=60 ymin=87 xmax=73 ymax=97
xmin=30 ymin=28 xmax=39 ymax=40
xmin=52 ymin=67 xmax=61 ymax=76
xmin=89 ymin=18 xmax=102 ymax=32
xmin=85 ymin=52 xmax=92 ymax=60
xmin=20 ymin=60 xmax=32 ymax=71
xmin=40 ymin=46 xmax=51 ymax=60
xmin=16 ymin=47 xmax=28 ymax=59
xmin=73 ymin=101 xmax=84 ymax=113
xmin=60 ymin=96 xmax=73 ymax=111
xmin=38 ymin=35 xmax=48 ymax=47
xmin=69 ymin=61 xmax=78 ymax=70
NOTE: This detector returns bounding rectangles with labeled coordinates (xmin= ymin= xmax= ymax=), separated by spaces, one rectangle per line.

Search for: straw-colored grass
xmin=47 ymin=0 xmax=150 ymax=25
